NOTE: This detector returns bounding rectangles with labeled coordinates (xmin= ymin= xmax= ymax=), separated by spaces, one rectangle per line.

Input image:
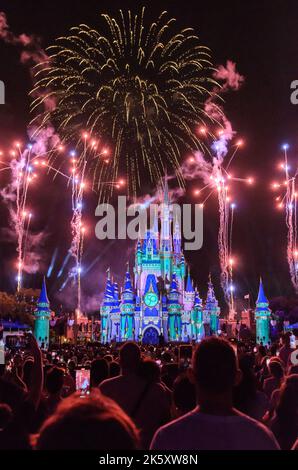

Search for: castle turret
xmin=121 ymin=269 xmax=135 ymax=341
xmin=160 ymin=179 xmax=172 ymax=279
xmin=255 ymin=278 xmax=271 ymax=346
xmin=204 ymin=277 xmax=220 ymax=335
xmin=173 ymin=216 xmax=181 ymax=259
xmin=167 ymin=274 xmax=182 ymax=341
xmin=192 ymin=289 xmax=205 ymax=341
xmin=184 ymin=269 xmax=195 ymax=310
xmin=100 ymin=269 xmax=115 ymax=342
xmin=34 ymin=277 xmax=51 ymax=348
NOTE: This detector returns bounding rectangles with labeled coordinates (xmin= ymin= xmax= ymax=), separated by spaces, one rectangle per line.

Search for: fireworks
xmin=30 ymin=8 xmax=219 ymax=196
xmin=272 ymin=144 xmax=298 ymax=292
xmin=0 ymin=142 xmax=40 ymax=290
xmin=188 ymin=133 xmax=253 ymax=315
xmin=0 ymin=133 xmax=124 ymax=301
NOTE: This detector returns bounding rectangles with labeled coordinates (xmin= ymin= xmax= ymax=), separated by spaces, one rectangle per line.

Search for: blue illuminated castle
xmin=34 ymin=277 xmax=51 ymax=348
xmin=100 ymin=183 xmax=220 ymax=344
xmin=255 ymin=278 xmax=271 ymax=346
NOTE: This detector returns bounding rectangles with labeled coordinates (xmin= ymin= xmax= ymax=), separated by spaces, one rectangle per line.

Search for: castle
xmin=32 ymin=185 xmax=272 ymax=348
xmin=100 ymin=182 xmax=221 ymax=344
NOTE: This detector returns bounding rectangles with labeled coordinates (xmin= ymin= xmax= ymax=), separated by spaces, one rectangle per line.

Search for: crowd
xmin=0 ymin=331 xmax=298 ymax=450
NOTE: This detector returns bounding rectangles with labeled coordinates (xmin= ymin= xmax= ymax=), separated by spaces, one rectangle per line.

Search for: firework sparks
xmin=186 ymin=134 xmax=253 ymax=315
xmin=272 ymin=144 xmax=298 ymax=292
xmin=30 ymin=7 xmax=219 ymax=196
xmin=0 ymin=142 xmax=40 ymax=290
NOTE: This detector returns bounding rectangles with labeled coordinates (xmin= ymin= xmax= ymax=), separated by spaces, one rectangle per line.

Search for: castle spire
xmin=160 ymin=176 xmax=172 ymax=253
xmin=256 ymin=277 xmax=268 ymax=305
xmin=39 ymin=276 xmax=49 ymax=305
xmin=185 ymin=269 xmax=194 ymax=292
xmin=34 ymin=277 xmax=51 ymax=348
xmin=173 ymin=215 xmax=181 ymax=256
xmin=255 ymin=278 xmax=271 ymax=346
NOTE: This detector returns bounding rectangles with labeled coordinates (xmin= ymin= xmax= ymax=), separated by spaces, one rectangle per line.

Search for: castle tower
xmin=167 ymin=274 xmax=182 ymax=341
xmin=191 ymin=289 xmax=205 ymax=341
xmin=34 ymin=277 xmax=51 ymax=348
xmin=173 ymin=216 xmax=181 ymax=260
xmin=184 ymin=270 xmax=195 ymax=312
xmin=100 ymin=269 xmax=115 ymax=342
xmin=160 ymin=179 xmax=172 ymax=280
xmin=204 ymin=277 xmax=220 ymax=335
xmin=120 ymin=269 xmax=135 ymax=341
xmin=255 ymin=278 xmax=271 ymax=346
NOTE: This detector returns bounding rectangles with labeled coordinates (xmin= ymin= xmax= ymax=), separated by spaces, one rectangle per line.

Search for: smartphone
xmin=75 ymin=367 xmax=90 ymax=396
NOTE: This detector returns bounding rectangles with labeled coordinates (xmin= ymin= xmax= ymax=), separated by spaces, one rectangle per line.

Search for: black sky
xmin=0 ymin=0 xmax=298 ymax=312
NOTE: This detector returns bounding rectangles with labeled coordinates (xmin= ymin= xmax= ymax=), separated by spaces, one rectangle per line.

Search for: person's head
xmin=281 ymin=332 xmax=291 ymax=347
xmin=192 ymin=337 xmax=240 ymax=405
xmin=45 ymin=367 xmax=64 ymax=396
xmin=109 ymin=361 xmax=120 ymax=378
xmin=268 ymin=359 xmax=284 ymax=380
xmin=138 ymin=359 xmax=160 ymax=383
xmin=90 ymin=359 xmax=109 ymax=387
xmin=257 ymin=345 xmax=267 ymax=357
xmin=161 ymin=362 xmax=179 ymax=389
xmin=68 ymin=359 xmax=76 ymax=372
xmin=0 ymin=403 xmax=13 ymax=430
xmin=276 ymin=374 xmax=298 ymax=419
xmin=103 ymin=354 xmax=113 ymax=363
xmin=36 ymin=390 xmax=139 ymax=450
xmin=119 ymin=342 xmax=141 ymax=374
xmin=173 ymin=374 xmax=196 ymax=416
xmin=273 ymin=374 xmax=298 ymax=449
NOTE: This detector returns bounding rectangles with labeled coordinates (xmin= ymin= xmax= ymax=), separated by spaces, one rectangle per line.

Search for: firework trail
xmin=69 ymin=143 xmax=87 ymax=314
xmin=177 ymin=60 xmax=247 ymax=314
xmin=54 ymin=133 xmax=124 ymax=313
xmin=272 ymin=144 xmax=298 ymax=292
xmin=30 ymin=7 xmax=219 ymax=197
xmin=180 ymin=132 xmax=253 ymax=314
xmin=0 ymin=144 xmax=36 ymax=290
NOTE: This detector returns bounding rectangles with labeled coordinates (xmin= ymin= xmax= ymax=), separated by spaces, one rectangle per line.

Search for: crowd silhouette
xmin=0 ymin=332 xmax=298 ymax=450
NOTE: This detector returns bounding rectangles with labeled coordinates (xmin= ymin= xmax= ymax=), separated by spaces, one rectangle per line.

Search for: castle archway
xmin=142 ymin=326 xmax=159 ymax=345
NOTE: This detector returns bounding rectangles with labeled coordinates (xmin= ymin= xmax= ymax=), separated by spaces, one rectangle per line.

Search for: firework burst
xmin=272 ymin=144 xmax=298 ymax=292
xmin=30 ymin=8 xmax=219 ymax=197
xmin=185 ymin=133 xmax=253 ymax=315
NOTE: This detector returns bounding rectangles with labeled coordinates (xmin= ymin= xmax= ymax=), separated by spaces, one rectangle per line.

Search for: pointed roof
xmin=38 ymin=277 xmax=49 ymax=305
xmin=124 ymin=271 xmax=133 ymax=292
xmin=206 ymin=276 xmax=219 ymax=308
xmin=256 ymin=278 xmax=268 ymax=305
xmin=170 ymin=273 xmax=178 ymax=291
xmin=104 ymin=276 xmax=114 ymax=300
xmin=185 ymin=270 xmax=194 ymax=292
xmin=194 ymin=288 xmax=202 ymax=307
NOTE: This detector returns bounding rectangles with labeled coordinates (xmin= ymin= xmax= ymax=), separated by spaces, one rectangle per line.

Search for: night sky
xmin=1 ymin=0 xmax=298 ymax=313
